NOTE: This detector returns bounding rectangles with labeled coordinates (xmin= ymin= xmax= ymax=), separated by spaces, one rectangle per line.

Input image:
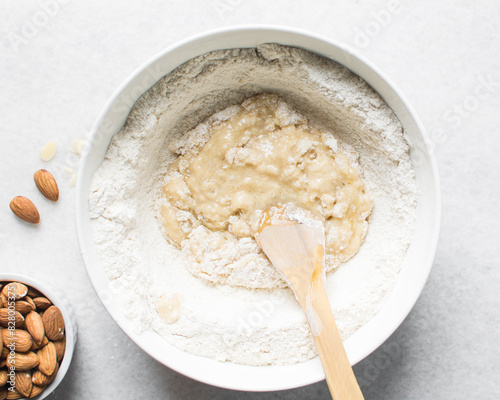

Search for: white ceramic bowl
xmin=0 ymin=273 xmax=77 ymax=399
xmin=76 ymin=26 xmax=440 ymax=391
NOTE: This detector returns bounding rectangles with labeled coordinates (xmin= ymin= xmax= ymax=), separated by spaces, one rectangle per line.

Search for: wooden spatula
xmin=255 ymin=205 xmax=364 ymax=400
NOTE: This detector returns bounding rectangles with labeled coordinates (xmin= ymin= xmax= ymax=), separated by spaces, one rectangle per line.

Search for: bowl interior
xmin=76 ymin=26 xmax=440 ymax=391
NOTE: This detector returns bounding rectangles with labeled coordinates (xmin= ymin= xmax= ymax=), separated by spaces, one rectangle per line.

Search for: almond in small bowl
xmin=0 ymin=274 xmax=76 ymax=399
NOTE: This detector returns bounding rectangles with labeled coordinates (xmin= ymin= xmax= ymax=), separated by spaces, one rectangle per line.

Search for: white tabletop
xmin=1 ymin=1 xmax=498 ymax=399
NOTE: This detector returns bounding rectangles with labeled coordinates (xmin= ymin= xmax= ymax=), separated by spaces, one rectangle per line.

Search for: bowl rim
xmin=0 ymin=273 xmax=77 ymax=399
xmin=76 ymin=24 xmax=441 ymax=392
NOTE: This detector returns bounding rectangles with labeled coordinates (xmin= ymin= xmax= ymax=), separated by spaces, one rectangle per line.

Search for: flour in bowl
xmin=89 ymin=44 xmax=417 ymax=366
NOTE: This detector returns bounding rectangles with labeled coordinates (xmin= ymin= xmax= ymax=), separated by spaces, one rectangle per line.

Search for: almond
xmin=1 ymin=283 xmax=28 ymax=301
xmin=24 ymin=297 xmax=36 ymax=311
xmin=0 ymin=329 xmax=2 ymax=354
xmin=0 ymin=387 xmax=7 ymax=400
xmin=6 ymin=351 xmax=39 ymax=370
xmin=30 ymin=336 xmax=48 ymax=351
xmin=53 ymin=336 xmax=66 ymax=362
xmin=25 ymin=312 xmax=45 ymax=345
xmin=16 ymin=370 xmax=32 ymax=398
xmin=9 ymin=197 xmax=40 ymax=224
xmin=29 ymin=385 xmax=46 ymax=398
xmin=0 ymin=369 xmax=7 ymax=386
xmin=26 ymin=288 xmax=42 ymax=299
xmin=1 ymin=347 xmax=8 ymax=359
xmin=32 ymin=361 xmax=58 ymax=386
xmin=1 ymin=330 xmax=33 ymax=353
xmin=0 ymin=309 xmax=25 ymax=329
xmin=13 ymin=301 xmax=34 ymax=316
xmin=0 ymin=360 xmax=5 ymax=368
xmin=32 ymin=297 xmax=51 ymax=311
xmin=6 ymin=388 xmax=22 ymax=399
xmin=34 ymin=169 xmax=59 ymax=202
xmin=42 ymin=307 xmax=64 ymax=341
xmin=37 ymin=342 xmax=57 ymax=376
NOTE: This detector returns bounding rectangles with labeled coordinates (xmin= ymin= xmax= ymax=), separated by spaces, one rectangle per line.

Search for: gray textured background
xmin=1 ymin=1 xmax=499 ymax=399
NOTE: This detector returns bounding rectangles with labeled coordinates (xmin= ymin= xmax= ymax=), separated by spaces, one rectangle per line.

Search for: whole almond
xmin=0 ymin=369 xmax=7 ymax=386
xmin=32 ymin=297 xmax=51 ymax=311
xmin=16 ymin=370 xmax=32 ymax=397
xmin=0 ymin=328 xmax=3 ymax=354
xmin=6 ymin=351 xmax=39 ymax=370
xmin=2 ymin=283 xmax=28 ymax=301
xmin=1 ymin=329 xmax=33 ymax=353
xmin=6 ymin=388 xmax=22 ymax=399
xmin=42 ymin=307 xmax=64 ymax=341
xmin=29 ymin=385 xmax=46 ymax=398
xmin=25 ymin=312 xmax=45 ymax=345
xmin=0 ymin=309 xmax=25 ymax=329
xmin=0 ymin=387 xmax=7 ymax=400
xmin=13 ymin=301 xmax=34 ymax=316
xmin=0 ymin=294 xmax=6 ymax=308
xmin=9 ymin=197 xmax=40 ymax=224
xmin=37 ymin=342 xmax=57 ymax=376
xmin=1 ymin=347 xmax=8 ymax=359
xmin=53 ymin=336 xmax=66 ymax=362
xmin=32 ymin=361 xmax=58 ymax=386
xmin=34 ymin=169 xmax=59 ymax=202
xmin=25 ymin=297 xmax=36 ymax=311
xmin=30 ymin=336 xmax=48 ymax=351
xmin=27 ymin=288 xmax=42 ymax=299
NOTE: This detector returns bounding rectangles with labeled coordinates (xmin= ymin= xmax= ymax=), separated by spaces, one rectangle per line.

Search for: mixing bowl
xmin=76 ymin=25 xmax=440 ymax=391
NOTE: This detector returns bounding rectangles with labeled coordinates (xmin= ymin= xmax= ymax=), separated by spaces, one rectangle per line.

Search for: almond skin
xmin=9 ymin=196 xmax=40 ymax=224
xmin=25 ymin=312 xmax=45 ymax=346
xmin=16 ymin=370 xmax=33 ymax=398
xmin=1 ymin=329 xmax=33 ymax=353
xmin=6 ymin=351 xmax=39 ymax=370
xmin=2 ymin=283 xmax=28 ymax=301
xmin=0 ymin=309 xmax=25 ymax=329
xmin=29 ymin=385 xmax=46 ymax=398
xmin=30 ymin=336 xmax=48 ymax=351
xmin=32 ymin=297 xmax=51 ymax=311
xmin=14 ymin=300 xmax=34 ymax=315
xmin=53 ymin=336 xmax=66 ymax=362
xmin=0 ymin=369 xmax=7 ymax=386
xmin=42 ymin=307 xmax=64 ymax=341
xmin=37 ymin=342 xmax=57 ymax=376
xmin=34 ymin=169 xmax=59 ymax=202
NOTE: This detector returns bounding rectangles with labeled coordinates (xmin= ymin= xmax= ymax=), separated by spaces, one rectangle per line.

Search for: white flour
xmin=89 ymin=44 xmax=417 ymax=366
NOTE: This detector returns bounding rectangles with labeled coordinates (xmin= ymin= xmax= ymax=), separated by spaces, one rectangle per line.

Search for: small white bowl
xmin=0 ymin=273 xmax=77 ymax=399
xmin=76 ymin=26 xmax=440 ymax=391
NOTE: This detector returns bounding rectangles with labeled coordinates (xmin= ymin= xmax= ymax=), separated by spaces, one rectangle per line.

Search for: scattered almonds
xmin=9 ymin=197 xmax=40 ymax=224
xmin=40 ymin=142 xmax=57 ymax=162
xmin=33 ymin=169 xmax=59 ymax=202
xmin=0 ymin=281 xmax=66 ymax=398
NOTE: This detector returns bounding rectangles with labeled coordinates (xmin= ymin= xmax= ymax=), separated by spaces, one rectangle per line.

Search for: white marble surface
xmin=1 ymin=1 xmax=499 ymax=399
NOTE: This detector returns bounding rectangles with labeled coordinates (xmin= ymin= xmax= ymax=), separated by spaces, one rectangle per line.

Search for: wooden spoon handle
xmin=306 ymin=281 xmax=364 ymax=400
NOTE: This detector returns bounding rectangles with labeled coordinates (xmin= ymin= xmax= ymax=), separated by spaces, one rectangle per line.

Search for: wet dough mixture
xmin=157 ymin=94 xmax=372 ymax=288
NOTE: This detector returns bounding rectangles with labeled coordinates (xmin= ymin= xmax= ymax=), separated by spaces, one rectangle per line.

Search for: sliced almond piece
xmin=30 ymin=336 xmax=48 ymax=351
xmin=53 ymin=336 xmax=65 ymax=362
xmin=16 ymin=370 xmax=32 ymax=397
xmin=29 ymin=385 xmax=46 ymax=398
xmin=34 ymin=169 xmax=59 ymax=202
xmin=6 ymin=351 xmax=39 ymax=370
xmin=0 ymin=309 xmax=25 ymax=329
xmin=40 ymin=141 xmax=57 ymax=162
xmin=1 ymin=330 xmax=33 ymax=353
xmin=37 ymin=342 xmax=57 ymax=376
xmin=32 ymin=297 xmax=51 ymax=311
xmin=25 ymin=312 xmax=45 ymax=345
xmin=9 ymin=197 xmax=40 ymax=224
xmin=41 ymin=307 xmax=64 ymax=341
xmin=1 ymin=283 xmax=28 ymax=301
